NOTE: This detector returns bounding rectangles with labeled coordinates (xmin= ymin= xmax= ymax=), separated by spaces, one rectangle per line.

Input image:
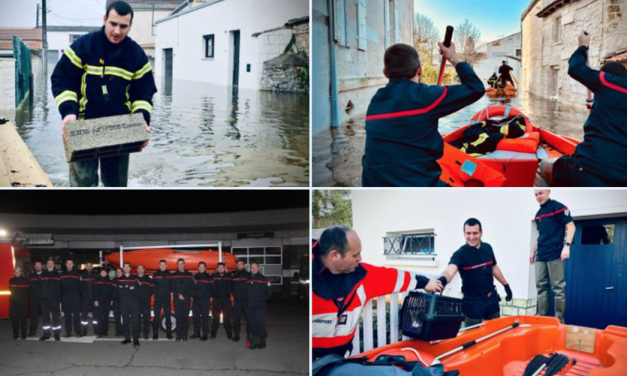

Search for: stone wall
xmin=522 ymin=0 xmax=627 ymax=109
xmin=260 ymin=54 xmax=309 ymax=93
xmin=260 ymin=19 xmax=310 ymax=93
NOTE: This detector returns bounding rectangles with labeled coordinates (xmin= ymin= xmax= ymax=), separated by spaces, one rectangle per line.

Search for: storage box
xmin=63 ymin=113 xmax=149 ymax=162
xmin=400 ymin=291 xmax=464 ymax=341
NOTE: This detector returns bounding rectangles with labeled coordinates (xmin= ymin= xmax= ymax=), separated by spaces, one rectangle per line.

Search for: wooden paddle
xmin=584 ymin=31 xmax=593 ymax=110
xmin=436 ymin=26 xmax=454 ymax=86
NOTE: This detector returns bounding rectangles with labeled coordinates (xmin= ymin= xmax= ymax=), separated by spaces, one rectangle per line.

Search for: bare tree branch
xmin=414 ymin=12 xmax=440 ymax=63
xmin=455 ymin=19 xmax=481 ymax=65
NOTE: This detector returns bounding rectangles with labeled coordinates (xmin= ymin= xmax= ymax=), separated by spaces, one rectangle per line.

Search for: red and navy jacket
xmin=362 ymin=62 xmax=485 ymax=187
xmin=312 ymin=240 xmax=428 ymax=359
xmin=211 ymin=272 xmax=232 ymax=299
xmin=117 ymin=274 xmax=140 ymax=300
xmin=137 ymin=275 xmax=154 ymax=304
xmin=230 ymin=269 xmax=251 ymax=301
xmin=9 ymin=276 xmax=30 ymax=304
xmin=51 ymin=27 xmax=157 ymax=125
xmin=192 ymin=272 xmax=213 ymax=300
xmin=41 ymin=269 xmax=61 ymax=301
xmin=171 ymin=270 xmax=194 ymax=298
xmin=60 ymin=269 xmax=81 ymax=297
xmin=151 ymin=269 xmax=171 ymax=298
xmin=93 ymin=276 xmax=114 ymax=302
xmin=80 ymin=269 xmax=98 ymax=301
xmin=246 ymin=273 xmax=271 ymax=303
xmin=449 ymin=242 xmax=497 ymax=298
xmin=535 ymin=199 xmax=573 ymax=262
xmin=568 ymin=46 xmax=627 ymax=185
xmin=28 ymin=271 xmax=43 ymax=299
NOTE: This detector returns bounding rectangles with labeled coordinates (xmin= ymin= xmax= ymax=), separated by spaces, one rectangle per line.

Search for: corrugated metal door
xmin=566 ymin=218 xmax=627 ymax=328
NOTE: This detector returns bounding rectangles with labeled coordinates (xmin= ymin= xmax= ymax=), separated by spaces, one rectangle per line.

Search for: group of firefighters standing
xmin=8 ymin=257 xmax=271 ymax=349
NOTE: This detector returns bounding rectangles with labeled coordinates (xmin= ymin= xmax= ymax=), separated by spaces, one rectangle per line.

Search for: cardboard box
xmin=64 ymin=113 xmax=149 ymax=162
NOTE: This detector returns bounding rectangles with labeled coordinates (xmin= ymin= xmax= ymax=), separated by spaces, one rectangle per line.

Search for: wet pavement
xmin=0 ymin=299 xmax=308 ymax=376
xmin=5 ymin=68 xmax=309 ymax=187
xmin=313 ymin=92 xmax=591 ymax=187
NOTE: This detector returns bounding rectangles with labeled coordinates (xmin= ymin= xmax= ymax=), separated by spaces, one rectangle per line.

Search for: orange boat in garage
xmin=105 ymin=248 xmax=237 ymax=273
xmin=439 ymin=105 xmax=581 ymax=187
xmin=356 ymin=316 xmax=627 ymax=376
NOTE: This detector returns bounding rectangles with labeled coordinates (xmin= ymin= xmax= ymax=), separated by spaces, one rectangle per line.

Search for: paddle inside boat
xmin=355 ymin=315 xmax=627 ymax=376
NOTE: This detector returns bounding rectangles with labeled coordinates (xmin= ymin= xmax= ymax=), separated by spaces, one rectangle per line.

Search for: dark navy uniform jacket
xmin=41 ymin=269 xmax=61 ymax=301
xmin=192 ymin=272 xmax=213 ymax=300
xmin=362 ymin=62 xmax=485 ymax=187
xmin=449 ymin=242 xmax=497 ymax=298
xmin=29 ymin=271 xmax=43 ymax=299
xmin=137 ymin=275 xmax=154 ymax=304
xmin=151 ymin=270 xmax=171 ymax=298
xmin=117 ymin=274 xmax=140 ymax=300
xmin=51 ymin=27 xmax=157 ymax=125
xmin=93 ymin=276 xmax=114 ymax=302
xmin=535 ymin=199 xmax=573 ymax=262
xmin=211 ymin=272 xmax=232 ymax=299
xmin=171 ymin=271 xmax=194 ymax=298
xmin=9 ymin=276 xmax=30 ymax=304
xmin=230 ymin=269 xmax=251 ymax=301
xmin=568 ymin=46 xmax=627 ymax=185
xmin=60 ymin=269 xmax=81 ymax=297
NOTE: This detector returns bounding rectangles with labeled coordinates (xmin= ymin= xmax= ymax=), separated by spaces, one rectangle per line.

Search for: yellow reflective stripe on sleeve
xmin=54 ymin=90 xmax=78 ymax=107
xmin=79 ymin=71 xmax=88 ymax=114
xmin=105 ymin=66 xmax=133 ymax=80
xmin=64 ymin=47 xmax=83 ymax=69
xmin=470 ymin=133 xmax=488 ymax=147
xmin=131 ymin=100 xmax=152 ymax=113
xmin=133 ymin=62 xmax=152 ymax=80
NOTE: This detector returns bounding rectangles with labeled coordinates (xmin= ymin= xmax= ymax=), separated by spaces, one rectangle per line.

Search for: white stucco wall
xmin=0 ymin=58 xmax=16 ymax=111
xmin=154 ymin=0 xmax=308 ymax=89
xmin=351 ymin=189 xmax=627 ymax=302
xmin=129 ymin=9 xmax=171 ymax=57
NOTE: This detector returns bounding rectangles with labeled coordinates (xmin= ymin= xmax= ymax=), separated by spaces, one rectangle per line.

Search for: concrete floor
xmin=0 ymin=299 xmax=309 ymax=376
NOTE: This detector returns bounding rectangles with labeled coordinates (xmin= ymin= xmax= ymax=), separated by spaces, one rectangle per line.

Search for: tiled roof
xmin=0 ymin=28 xmax=42 ymax=50
xmin=603 ymin=49 xmax=627 ymax=63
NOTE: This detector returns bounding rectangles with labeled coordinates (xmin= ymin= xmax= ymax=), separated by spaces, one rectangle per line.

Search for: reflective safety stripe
xmin=92 ymin=321 xmax=98 ymax=324
xmin=125 ymin=85 xmax=131 ymax=111
xmin=64 ymin=47 xmax=83 ymax=69
xmin=79 ymin=71 xmax=88 ymax=114
xmin=393 ymin=268 xmax=405 ymax=293
xmin=85 ymin=65 xmax=103 ymax=76
xmin=471 ymin=133 xmax=489 ymax=147
xmin=52 ymin=326 xmax=62 ymax=330
xmin=42 ymin=326 xmax=51 ymax=329
xmin=131 ymin=100 xmax=152 ymax=113
xmin=105 ymin=66 xmax=133 ymax=80
xmin=133 ymin=62 xmax=152 ymax=80
xmin=54 ymin=90 xmax=78 ymax=107
xmin=81 ymin=321 xmax=89 ymax=325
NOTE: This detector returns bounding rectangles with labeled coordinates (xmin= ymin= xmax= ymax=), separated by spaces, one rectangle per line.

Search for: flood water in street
xmin=313 ymin=92 xmax=591 ymax=187
xmin=7 ymin=68 xmax=309 ymax=187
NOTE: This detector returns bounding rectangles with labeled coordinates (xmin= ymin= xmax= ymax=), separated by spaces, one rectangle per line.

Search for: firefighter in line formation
xmin=10 ymin=257 xmax=271 ymax=349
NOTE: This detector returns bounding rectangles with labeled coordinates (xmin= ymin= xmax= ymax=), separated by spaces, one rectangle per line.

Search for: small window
xmin=232 ymin=247 xmax=247 ymax=256
xmin=581 ymin=224 xmax=615 ymax=245
xmin=249 ymin=247 xmax=264 ymax=255
xmin=516 ymin=49 xmax=521 ymax=57
xmin=268 ymin=275 xmax=282 ymax=285
xmin=384 ymin=233 xmax=435 ymax=255
xmin=203 ymin=34 xmax=214 ymax=58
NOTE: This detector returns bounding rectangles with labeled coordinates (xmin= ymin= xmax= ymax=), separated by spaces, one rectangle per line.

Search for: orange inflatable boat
xmin=486 ymin=83 xmax=517 ymax=98
xmin=356 ymin=316 xmax=627 ymax=376
xmin=441 ymin=105 xmax=581 ymax=187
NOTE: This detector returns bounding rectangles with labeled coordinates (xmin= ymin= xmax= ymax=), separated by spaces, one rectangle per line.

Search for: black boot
xmin=54 ymin=334 xmax=60 ymax=341
xmin=121 ymin=338 xmax=131 ymax=345
xmin=226 ymin=329 xmax=232 ymax=340
xmin=259 ymin=338 xmax=266 ymax=349
xmin=232 ymin=333 xmax=240 ymax=342
xmin=133 ymin=339 xmax=140 ymax=347
xmin=166 ymin=326 xmax=173 ymax=340
xmin=190 ymin=332 xmax=200 ymax=339
xmin=39 ymin=330 xmax=50 ymax=341
xmin=82 ymin=328 xmax=88 ymax=336
xmin=152 ymin=323 xmax=159 ymax=340
xmin=201 ymin=334 xmax=208 ymax=341
xmin=64 ymin=332 xmax=72 ymax=338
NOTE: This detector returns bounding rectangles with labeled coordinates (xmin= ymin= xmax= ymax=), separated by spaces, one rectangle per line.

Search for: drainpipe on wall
xmin=328 ymin=0 xmax=340 ymax=128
